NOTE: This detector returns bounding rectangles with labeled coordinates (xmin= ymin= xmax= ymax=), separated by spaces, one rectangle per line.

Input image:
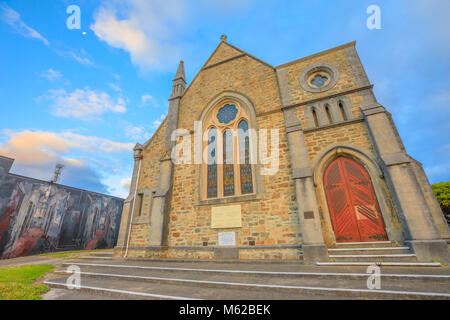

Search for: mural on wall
xmin=0 ymin=156 xmax=124 ymax=259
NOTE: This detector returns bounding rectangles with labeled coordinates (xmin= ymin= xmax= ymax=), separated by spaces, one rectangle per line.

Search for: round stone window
xmin=217 ymin=104 xmax=238 ymax=124
xmin=299 ymin=63 xmax=339 ymax=93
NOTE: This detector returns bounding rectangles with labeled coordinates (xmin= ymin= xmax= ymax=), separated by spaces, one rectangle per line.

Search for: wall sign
xmin=211 ymin=205 xmax=242 ymax=229
xmin=218 ymin=232 xmax=236 ymax=246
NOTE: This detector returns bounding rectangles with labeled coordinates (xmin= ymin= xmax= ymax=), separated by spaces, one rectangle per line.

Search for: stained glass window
xmin=207 ymin=128 xmax=218 ymax=198
xmin=223 ymin=130 xmax=235 ymax=197
xmin=310 ymin=74 xmax=328 ymax=88
xmin=217 ymin=104 xmax=238 ymax=124
xmin=238 ymin=120 xmax=253 ymax=194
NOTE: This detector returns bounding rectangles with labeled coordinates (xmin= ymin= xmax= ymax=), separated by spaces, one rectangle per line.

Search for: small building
xmin=115 ymin=38 xmax=450 ymax=264
xmin=0 ymin=155 xmax=124 ymax=258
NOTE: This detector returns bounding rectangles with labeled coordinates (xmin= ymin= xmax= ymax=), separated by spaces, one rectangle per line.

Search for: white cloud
xmin=0 ymin=3 xmax=49 ymax=46
xmin=121 ymin=178 xmax=131 ymax=190
xmin=0 ymin=130 xmax=134 ymax=193
xmin=152 ymin=113 xmax=166 ymax=128
xmin=62 ymin=132 xmax=134 ymax=153
xmin=42 ymin=87 xmax=127 ymax=120
xmin=41 ymin=68 xmax=63 ymax=82
xmin=90 ymin=0 xmax=183 ymax=70
xmin=109 ymin=83 xmax=122 ymax=93
xmin=141 ymin=94 xmax=159 ymax=107
xmin=54 ymin=48 xmax=93 ymax=66
xmin=124 ymin=125 xmax=152 ymax=141
xmin=0 ymin=130 xmax=133 ymax=164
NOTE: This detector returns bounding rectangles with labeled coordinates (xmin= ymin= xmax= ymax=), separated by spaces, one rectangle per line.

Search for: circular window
xmin=299 ymin=63 xmax=339 ymax=93
xmin=217 ymin=104 xmax=238 ymax=124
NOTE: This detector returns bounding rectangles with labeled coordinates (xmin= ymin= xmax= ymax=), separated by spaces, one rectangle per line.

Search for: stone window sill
xmin=131 ymin=216 xmax=148 ymax=225
xmin=196 ymin=193 xmax=259 ymax=206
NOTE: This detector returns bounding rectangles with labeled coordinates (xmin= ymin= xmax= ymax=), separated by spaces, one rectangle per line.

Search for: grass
xmin=0 ymin=264 xmax=55 ymax=300
xmin=39 ymin=249 xmax=111 ymax=260
xmin=39 ymin=250 xmax=90 ymax=260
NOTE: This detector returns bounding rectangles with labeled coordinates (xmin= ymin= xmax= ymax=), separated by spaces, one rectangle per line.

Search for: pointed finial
xmin=171 ymin=60 xmax=186 ymax=99
xmin=173 ymin=60 xmax=185 ymax=82
xmin=221 ymin=34 xmax=227 ymax=41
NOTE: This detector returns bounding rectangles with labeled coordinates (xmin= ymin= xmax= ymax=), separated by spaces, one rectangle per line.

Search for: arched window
xmin=223 ymin=130 xmax=235 ymax=196
xmin=325 ymin=104 xmax=333 ymax=124
xmin=206 ymin=128 xmax=218 ymax=198
xmin=338 ymin=101 xmax=348 ymax=121
xmin=203 ymin=102 xmax=254 ymax=199
xmin=311 ymin=107 xmax=319 ymax=127
xmin=238 ymin=120 xmax=253 ymax=195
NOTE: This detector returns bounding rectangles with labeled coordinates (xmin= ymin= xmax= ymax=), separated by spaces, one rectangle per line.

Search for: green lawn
xmin=39 ymin=249 xmax=112 ymax=260
xmin=39 ymin=250 xmax=89 ymax=260
xmin=0 ymin=265 xmax=54 ymax=300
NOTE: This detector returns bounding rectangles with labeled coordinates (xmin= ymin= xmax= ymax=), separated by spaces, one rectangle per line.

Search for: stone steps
xmin=43 ymin=258 xmax=450 ymax=300
xmin=333 ymin=241 xmax=396 ymax=248
xmin=329 ymin=254 xmax=418 ymax=263
xmin=328 ymin=247 xmax=411 ymax=255
xmin=56 ymin=262 xmax=450 ymax=283
xmin=321 ymin=241 xmax=436 ymax=265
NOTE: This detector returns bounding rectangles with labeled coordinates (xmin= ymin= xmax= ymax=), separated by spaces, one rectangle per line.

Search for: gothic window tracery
xmin=203 ymin=102 xmax=254 ymax=199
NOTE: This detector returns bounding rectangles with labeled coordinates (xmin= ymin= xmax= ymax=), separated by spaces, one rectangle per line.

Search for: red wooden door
xmin=324 ymin=157 xmax=387 ymax=243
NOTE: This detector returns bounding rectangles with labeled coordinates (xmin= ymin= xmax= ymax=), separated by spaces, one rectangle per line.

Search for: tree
xmin=432 ymin=181 xmax=450 ymax=224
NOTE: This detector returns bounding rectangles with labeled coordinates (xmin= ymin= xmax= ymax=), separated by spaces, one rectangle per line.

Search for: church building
xmin=114 ymin=37 xmax=450 ymax=264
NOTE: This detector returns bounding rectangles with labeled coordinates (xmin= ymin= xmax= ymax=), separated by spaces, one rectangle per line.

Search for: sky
xmin=0 ymin=0 xmax=449 ymax=198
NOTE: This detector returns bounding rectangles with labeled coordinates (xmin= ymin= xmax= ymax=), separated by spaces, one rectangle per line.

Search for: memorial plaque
xmin=218 ymin=232 xmax=236 ymax=246
xmin=304 ymin=211 xmax=315 ymax=219
xmin=211 ymin=205 xmax=242 ymax=229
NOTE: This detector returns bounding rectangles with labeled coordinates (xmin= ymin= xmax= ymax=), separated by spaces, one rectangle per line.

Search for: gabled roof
xmin=202 ymin=39 xmax=275 ymax=70
xmin=183 ymin=38 xmax=275 ymax=97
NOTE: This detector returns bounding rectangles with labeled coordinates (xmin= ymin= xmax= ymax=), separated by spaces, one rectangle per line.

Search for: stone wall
xmin=117 ymin=40 xmax=449 ymax=261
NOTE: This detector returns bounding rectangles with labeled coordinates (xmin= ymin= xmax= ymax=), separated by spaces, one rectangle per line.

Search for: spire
xmin=170 ymin=60 xmax=186 ymax=99
xmin=174 ymin=60 xmax=186 ymax=82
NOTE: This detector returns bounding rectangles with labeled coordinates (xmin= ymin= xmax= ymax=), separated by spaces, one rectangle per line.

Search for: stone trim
xmin=131 ymin=217 xmax=148 ymax=225
xmin=120 ymin=244 xmax=302 ymax=251
xmin=196 ymin=193 xmax=259 ymax=206
xmin=303 ymin=118 xmax=364 ymax=134
xmin=292 ymin=167 xmax=313 ymax=180
xmin=276 ymin=41 xmax=356 ymax=69
xmin=256 ymin=108 xmax=283 ymax=118
xmin=343 ymin=45 xmax=371 ymax=87
xmin=275 ymin=68 xmax=292 ymax=107
xmin=202 ymin=53 xmax=246 ymax=70
xmin=142 ymin=117 xmax=167 ymax=149
xmin=299 ymin=62 xmax=340 ymax=93
xmin=360 ymin=104 xmax=387 ymax=116
xmin=285 ymin=124 xmax=303 ymax=133
xmin=281 ymin=85 xmax=374 ymax=111
xmin=223 ymin=41 xmax=275 ymax=70
xmin=382 ymin=152 xmax=411 ymax=167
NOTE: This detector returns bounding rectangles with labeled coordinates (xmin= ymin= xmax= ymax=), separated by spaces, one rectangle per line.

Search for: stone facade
xmin=115 ymin=38 xmax=450 ymax=263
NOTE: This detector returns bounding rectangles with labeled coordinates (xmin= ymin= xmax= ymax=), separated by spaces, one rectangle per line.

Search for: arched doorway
xmin=324 ymin=157 xmax=388 ymax=243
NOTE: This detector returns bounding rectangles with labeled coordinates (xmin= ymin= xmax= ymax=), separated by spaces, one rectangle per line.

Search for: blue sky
xmin=0 ymin=0 xmax=449 ymax=198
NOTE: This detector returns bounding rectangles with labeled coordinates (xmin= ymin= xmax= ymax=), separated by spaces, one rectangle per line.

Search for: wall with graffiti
xmin=0 ymin=156 xmax=124 ymax=259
